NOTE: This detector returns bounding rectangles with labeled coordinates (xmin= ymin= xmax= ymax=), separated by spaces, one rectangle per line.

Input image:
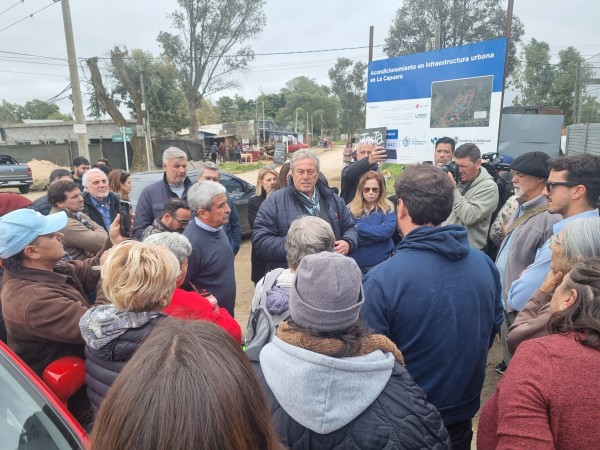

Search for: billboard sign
xmin=366 ymin=38 xmax=507 ymax=163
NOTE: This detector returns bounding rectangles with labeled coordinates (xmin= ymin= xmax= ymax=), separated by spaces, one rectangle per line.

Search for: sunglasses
xmin=362 ymin=187 xmax=380 ymax=193
xmin=546 ymin=181 xmax=579 ymax=191
xmin=173 ymin=217 xmax=190 ymax=226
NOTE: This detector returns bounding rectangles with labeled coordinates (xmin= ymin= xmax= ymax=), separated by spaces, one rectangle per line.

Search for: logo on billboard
xmin=402 ymin=137 xmax=411 ymax=147
xmin=415 ymin=113 xmax=428 ymax=119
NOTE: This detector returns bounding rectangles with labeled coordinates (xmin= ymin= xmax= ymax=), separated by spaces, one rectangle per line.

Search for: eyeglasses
xmin=173 ymin=217 xmax=190 ymax=226
xmin=546 ymin=181 xmax=580 ymax=191
xmin=362 ymin=187 xmax=380 ymax=193
xmin=549 ymin=234 xmax=563 ymax=249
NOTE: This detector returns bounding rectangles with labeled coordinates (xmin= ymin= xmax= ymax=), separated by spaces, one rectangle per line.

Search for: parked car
xmin=129 ymin=169 xmax=256 ymax=236
xmin=0 ymin=155 xmax=33 ymax=193
xmin=0 ymin=341 xmax=88 ymax=449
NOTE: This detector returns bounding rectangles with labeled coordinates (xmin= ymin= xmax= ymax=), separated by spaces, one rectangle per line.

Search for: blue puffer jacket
xmin=252 ymin=337 xmax=451 ymax=450
xmin=84 ymin=317 xmax=161 ymax=413
xmin=252 ymin=179 xmax=358 ymax=270
xmin=133 ymin=174 xmax=193 ymax=239
xmin=350 ymin=208 xmax=396 ymax=269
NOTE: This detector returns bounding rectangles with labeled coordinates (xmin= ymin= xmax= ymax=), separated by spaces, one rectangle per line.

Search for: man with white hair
xmin=340 ymin=137 xmax=387 ymax=203
xmin=82 ymin=168 xmax=120 ymax=232
xmin=133 ymin=147 xmax=193 ymax=239
xmin=183 ymin=181 xmax=236 ymax=317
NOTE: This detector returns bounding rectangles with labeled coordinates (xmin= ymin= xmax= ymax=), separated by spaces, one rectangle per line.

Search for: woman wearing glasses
xmin=478 ymin=257 xmax=600 ymax=449
xmin=347 ymin=171 xmax=396 ymax=274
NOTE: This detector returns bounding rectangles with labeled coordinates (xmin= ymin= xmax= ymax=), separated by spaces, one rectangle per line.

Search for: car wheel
xmin=19 ymin=185 xmax=30 ymax=194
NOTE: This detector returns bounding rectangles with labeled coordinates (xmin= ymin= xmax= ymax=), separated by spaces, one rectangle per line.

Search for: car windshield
xmin=0 ymin=353 xmax=82 ymax=450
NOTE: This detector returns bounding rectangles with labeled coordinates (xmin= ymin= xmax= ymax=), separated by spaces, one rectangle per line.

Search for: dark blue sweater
xmin=183 ymin=220 xmax=236 ymax=316
xmin=361 ymin=225 xmax=502 ymax=426
xmin=350 ymin=208 xmax=396 ymax=269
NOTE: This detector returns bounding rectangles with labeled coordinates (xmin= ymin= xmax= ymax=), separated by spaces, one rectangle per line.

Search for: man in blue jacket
xmin=253 ymin=149 xmax=358 ymax=271
xmin=362 ymin=163 xmax=502 ymax=450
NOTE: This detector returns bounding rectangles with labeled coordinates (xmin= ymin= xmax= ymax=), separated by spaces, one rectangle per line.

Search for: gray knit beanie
xmin=289 ymin=252 xmax=364 ymax=332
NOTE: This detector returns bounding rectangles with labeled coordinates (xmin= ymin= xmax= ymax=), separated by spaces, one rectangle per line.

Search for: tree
xmin=385 ymin=0 xmax=524 ymax=76
xmin=277 ymin=76 xmax=339 ymax=137
xmin=512 ymin=39 xmax=555 ymax=106
xmin=328 ymin=58 xmax=367 ymax=136
xmin=157 ymin=0 xmax=266 ymax=137
xmin=257 ymin=93 xmax=285 ymax=119
xmin=0 ymin=99 xmax=70 ymax=123
xmin=196 ymin=99 xmax=221 ymax=126
xmin=0 ymin=100 xmax=27 ymax=123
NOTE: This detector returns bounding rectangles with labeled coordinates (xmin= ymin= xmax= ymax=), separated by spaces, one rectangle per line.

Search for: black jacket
xmin=32 ymin=194 xmax=52 ymax=216
xmin=253 ymin=362 xmax=451 ymax=450
xmin=83 ymin=192 xmax=120 ymax=232
xmin=340 ymin=158 xmax=378 ymax=204
xmin=84 ymin=318 xmax=160 ymax=412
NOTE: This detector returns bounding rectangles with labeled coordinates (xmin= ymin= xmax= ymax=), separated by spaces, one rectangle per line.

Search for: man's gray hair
xmin=197 ymin=161 xmax=220 ymax=178
xmin=187 ymin=181 xmax=226 ymax=212
xmin=285 ymin=216 xmax=335 ymax=269
xmin=290 ymin=149 xmax=320 ymax=171
xmin=82 ymin=168 xmax=106 ymax=187
xmin=143 ymin=232 xmax=192 ymax=265
xmin=162 ymin=147 xmax=188 ymax=164
xmin=562 ymin=217 xmax=600 ymax=265
xmin=357 ymin=137 xmax=378 ymax=149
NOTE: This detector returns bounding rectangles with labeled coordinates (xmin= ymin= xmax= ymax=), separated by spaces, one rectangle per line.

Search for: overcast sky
xmin=1 ymin=0 xmax=599 ymax=117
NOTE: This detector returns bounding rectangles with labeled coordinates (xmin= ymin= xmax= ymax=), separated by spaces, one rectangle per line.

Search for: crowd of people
xmin=0 ymin=138 xmax=599 ymax=449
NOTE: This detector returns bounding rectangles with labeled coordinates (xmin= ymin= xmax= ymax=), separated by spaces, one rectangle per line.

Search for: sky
xmin=1 ymin=0 xmax=599 ymax=117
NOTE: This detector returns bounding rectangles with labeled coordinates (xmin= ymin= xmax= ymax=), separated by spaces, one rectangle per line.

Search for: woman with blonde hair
xmin=107 ymin=169 xmax=132 ymax=201
xmin=248 ymin=165 xmax=279 ymax=283
xmin=347 ymin=170 xmax=396 ymax=273
xmin=79 ymin=240 xmax=180 ymax=413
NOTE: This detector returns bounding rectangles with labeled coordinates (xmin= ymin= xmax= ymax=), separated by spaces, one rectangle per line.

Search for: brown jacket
xmin=51 ymin=206 xmax=108 ymax=260
xmin=1 ymin=254 xmax=105 ymax=376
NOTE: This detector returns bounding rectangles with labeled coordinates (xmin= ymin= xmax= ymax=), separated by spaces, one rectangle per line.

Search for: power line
xmin=0 ymin=49 xmax=66 ymax=61
xmin=0 ymin=0 xmax=60 ymax=33
xmin=0 ymin=57 xmax=68 ymax=67
xmin=0 ymin=0 xmax=24 ymax=18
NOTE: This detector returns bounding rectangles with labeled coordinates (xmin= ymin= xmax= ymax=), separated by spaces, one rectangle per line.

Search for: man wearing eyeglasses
xmin=141 ymin=198 xmax=191 ymax=239
xmin=340 ymin=137 xmax=387 ymax=204
xmin=493 ymin=152 xmax=562 ymax=372
xmin=506 ymin=153 xmax=600 ymax=318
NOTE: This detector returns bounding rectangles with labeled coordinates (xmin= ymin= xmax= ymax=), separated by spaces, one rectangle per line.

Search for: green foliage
xmin=512 ymin=39 xmax=554 ymax=106
xmin=0 ymin=99 xmax=70 ymax=123
xmin=328 ymin=58 xmax=367 ymax=135
xmin=157 ymin=0 xmax=266 ymax=135
xmin=385 ymin=0 xmax=523 ymax=77
xmin=276 ymin=76 xmax=339 ymax=136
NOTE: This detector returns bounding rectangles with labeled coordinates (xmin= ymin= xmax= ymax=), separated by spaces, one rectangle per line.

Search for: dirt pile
xmin=28 ymin=159 xmax=69 ymax=191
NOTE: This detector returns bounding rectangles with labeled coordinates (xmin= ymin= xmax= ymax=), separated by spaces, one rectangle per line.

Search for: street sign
xmin=73 ymin=124 xmax=87 ymax=134
xmin=112 ymin=135 xmax=131 ymax=142
xmin=136 ymin=125 xmax=145 ymax=136
xmin=121 ymin=126 xmax=133 ymax=135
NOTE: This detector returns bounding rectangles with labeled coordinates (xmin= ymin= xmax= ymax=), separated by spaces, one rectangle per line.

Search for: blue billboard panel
xmin=366 ymin=39 xmax=507 ymax=163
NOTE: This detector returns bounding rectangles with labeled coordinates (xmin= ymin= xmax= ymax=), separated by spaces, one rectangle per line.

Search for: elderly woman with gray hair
xmin=144 ymin=232 xmax=242 ymax=344
xmin=507 ymin=217 xmax=600 ymax=355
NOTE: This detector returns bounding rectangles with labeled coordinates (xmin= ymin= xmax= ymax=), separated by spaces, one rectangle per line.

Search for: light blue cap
xmin=0 ymin=209 xmax=67 ymax=258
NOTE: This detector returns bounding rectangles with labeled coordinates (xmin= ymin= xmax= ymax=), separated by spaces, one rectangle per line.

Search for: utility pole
xmin=60 ymin=0 xmax=89 ymax=160
xmin=140 ymin=73 xmax=153 ymax=171
xmin=368 ymin=26 xmax=374 ymax=62
xmin=434 ymin=20 xmax=442 ymax=50
xmin=573 ymin=62 xmax=581 ymax=124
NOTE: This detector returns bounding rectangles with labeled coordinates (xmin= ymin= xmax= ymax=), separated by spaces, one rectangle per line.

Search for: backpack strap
xmin=506 ymin=205 xmax=548 ymax=235
xmin=260 ymin=268 xmax=285 ymax=306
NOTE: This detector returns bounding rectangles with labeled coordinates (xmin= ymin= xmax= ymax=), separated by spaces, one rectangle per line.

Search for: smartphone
xmin=119 ymin=201 xmax=132 ymax=237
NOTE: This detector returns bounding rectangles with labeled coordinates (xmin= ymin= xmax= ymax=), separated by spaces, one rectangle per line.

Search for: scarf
xmin=294 ymin=186 xmax=321 ymax=216
xmin=276 ymin=321 xmax=404 ymax=365
xmin=79 ymin=304 xmax=164 ymax=350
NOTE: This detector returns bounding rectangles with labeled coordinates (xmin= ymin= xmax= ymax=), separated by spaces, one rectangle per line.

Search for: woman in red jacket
xmin=478 ymin=257 xmax=600 ymax=449
xmin=144 ymin=232 xmax=242 ymax=344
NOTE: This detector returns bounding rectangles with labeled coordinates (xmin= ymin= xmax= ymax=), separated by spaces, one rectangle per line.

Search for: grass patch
xmin=381 ymin=163 xmax=405 ymax=196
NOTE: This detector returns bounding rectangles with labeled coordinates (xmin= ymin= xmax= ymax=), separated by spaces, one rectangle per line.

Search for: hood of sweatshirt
xmin=397 ymin=224 xmax=470 ymax=261
xmin=259 ymin=336 xmax=395 ymax=434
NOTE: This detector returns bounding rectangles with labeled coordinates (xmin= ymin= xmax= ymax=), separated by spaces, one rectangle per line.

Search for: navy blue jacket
xmin=253 ymin=362 xmax=451 ymax=449
xmin=133 ymin=174 xmax=193 ymax=239
xmin=252 ymin=179 xmax=358 ymax=271
xmin=350 ymin=207 xmax=396 ymax=269
xmin=85 ymin=317 xmax=161 ymax=413
xmin=83 ymin=192 xmax=120 ymax=232
xmin=361 ymin=225 xmax=503 ymax=426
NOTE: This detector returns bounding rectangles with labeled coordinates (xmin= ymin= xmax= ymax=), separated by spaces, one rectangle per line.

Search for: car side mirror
xmin=43 ymin=356 xmax=85 ymax=406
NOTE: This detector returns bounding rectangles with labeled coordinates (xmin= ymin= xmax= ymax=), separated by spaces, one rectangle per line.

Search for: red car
xmin=286 ymin=141 xmax=309 ymax=153
xmin=0 ymin=341 xmax=88 ymax=449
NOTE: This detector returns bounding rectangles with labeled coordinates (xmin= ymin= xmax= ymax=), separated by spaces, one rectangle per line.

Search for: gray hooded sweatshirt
xmin=259 ymin=336 xmax=395 ymax=434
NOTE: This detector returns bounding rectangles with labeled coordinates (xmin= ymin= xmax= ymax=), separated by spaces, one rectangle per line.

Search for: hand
xmin=109 ymin=213 xmax=133 ymax=245
xmin=334 ymin=239 xmax=350 ymax=255
xmin=539 ymin=270 xmax=564 ymax=296
xmin=368 ymin=147 xmax=387 ymax=165
xmin=446 ymin=171 xmax=457 ymax=189
xmin=501 ymin=222 xmax=508 ymax=237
